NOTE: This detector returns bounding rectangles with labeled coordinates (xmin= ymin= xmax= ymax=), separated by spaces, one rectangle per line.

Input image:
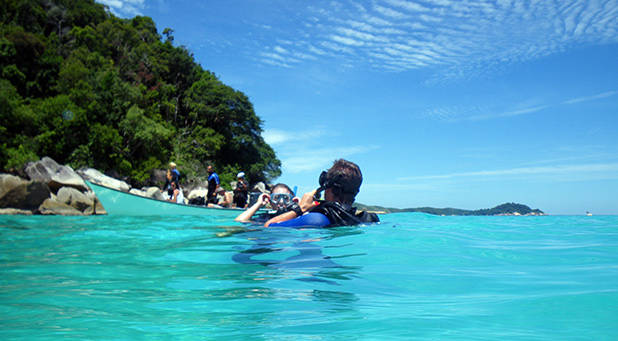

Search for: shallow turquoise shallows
xmin=1 ymin=213 xmax=617 ymax=340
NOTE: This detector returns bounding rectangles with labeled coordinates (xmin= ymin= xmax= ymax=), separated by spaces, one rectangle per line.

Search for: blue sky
xmin=99 ymin=0 xmax=618 ymax=214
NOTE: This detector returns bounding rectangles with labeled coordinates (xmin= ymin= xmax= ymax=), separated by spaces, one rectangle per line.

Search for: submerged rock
xmin=39 ymin=198 xmax=83 ymax=216
xmin=0 ymin=208 xmax=33 ymax=215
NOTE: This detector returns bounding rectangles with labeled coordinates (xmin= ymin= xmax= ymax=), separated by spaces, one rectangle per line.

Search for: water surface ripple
xmin=1 ymin=214 xmax=617 ymax=339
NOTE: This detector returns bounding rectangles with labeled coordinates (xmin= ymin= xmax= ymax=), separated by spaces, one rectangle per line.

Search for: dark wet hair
xmin=325 ymin=159 xmax=362 ymax=205
xmin=270 ymin=183 xmax=294 ymax=195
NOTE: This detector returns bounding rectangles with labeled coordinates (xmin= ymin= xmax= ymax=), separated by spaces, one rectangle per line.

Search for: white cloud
xmin=245 ymin=0 xmax=618 ymax=77
xmin=282 ymin=145 xmax=380 ymax=173
xmin=273 ymin=46 xmax=288 ymax=54
xmin=373 ymin=5 xmax=409 ymax=19
xmin=398 ymin=163 xmax=618 ymax=181
xmin=262 ymin=128 xmax=328 ymax=146
xmin=563 ymin=90 xmax=618 ymax=104
xmin=97 ymin=0 xmax=144 ymax=17
xmin=330 ymin=35 xmax=365 ymax=47
xmin=427 ymin=88 xmax=617 ymax=121
xmin=384 ymin=0 xmax=429 ymax=12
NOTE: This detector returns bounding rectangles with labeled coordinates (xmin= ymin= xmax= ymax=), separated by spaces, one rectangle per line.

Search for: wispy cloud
xmin=264 ymin=126 xmax=379 ymax=172
xmin=427 ymin=88 xmax=617 ymax=121
xmin=262 ymin=128 xmax=327 ymax=145
xmin=563 ymin=90 xmax=618 ymax=104
xmin=103 ymin=1 xmax=618 ymax=80
xmin=466 ymin=105 xmax=549 ymax=121
xmin=236 ymin=0 xmax=618 ymax=77
xmin=282 ymin=145 xmax=380 ymax=173
xmin=397 ymin=162 xmax=618 ymax=181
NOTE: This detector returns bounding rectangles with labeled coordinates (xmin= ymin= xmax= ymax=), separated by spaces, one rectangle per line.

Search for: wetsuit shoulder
xmin=268 ymin=212 xmax=330 ymax=228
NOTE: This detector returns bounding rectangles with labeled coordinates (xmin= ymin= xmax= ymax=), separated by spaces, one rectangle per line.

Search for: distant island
xmin=356 ymin=202 xmax=545 ymax=216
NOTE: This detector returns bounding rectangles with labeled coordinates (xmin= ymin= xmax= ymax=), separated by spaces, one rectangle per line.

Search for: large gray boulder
xmin=187 ymin=187 xmax=208 ymax=200
xmin=39 ymin=198 xmax=83 ymax=216
xmin=0 ymin=174 xmax=51 ymax=210
xmin=56 ymin=187 xmax=93 ymax=212
xmin=24 ymin=157 xmax=87 ymax=193
xmin=78 ymin=168 xmax=130 ymax=192
xmin=145 ymin=187 xmax=167 ymax=201
xmin=129 ymin=188 xmax=147 ymax=197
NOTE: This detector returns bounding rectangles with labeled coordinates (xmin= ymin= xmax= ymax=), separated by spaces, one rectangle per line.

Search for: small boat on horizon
xmin=586 ymin=211 xmax=592 ymax=216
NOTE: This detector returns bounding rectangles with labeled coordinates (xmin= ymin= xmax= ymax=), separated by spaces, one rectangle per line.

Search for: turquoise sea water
xmin=1 ymin=213 xmax=617 ymax=340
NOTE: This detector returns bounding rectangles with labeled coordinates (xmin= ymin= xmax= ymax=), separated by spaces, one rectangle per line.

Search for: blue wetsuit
xmin=171 ymin=168 xmax=180 ymax=181
xmin=207 ymin=172 xmax=220 ymax=203
xmin=268 ymin=212 xmax=330 ymax=228
xmin=269 ymin=201 xmax=380 ymax=228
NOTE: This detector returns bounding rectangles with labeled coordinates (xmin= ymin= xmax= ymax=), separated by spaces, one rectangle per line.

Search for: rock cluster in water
xmin=0 ymin=156 xmax=269 ymax=215
xmin=1 ymin=157 xmax=103 ymax=215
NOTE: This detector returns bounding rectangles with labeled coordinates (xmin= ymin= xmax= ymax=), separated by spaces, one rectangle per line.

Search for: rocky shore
xmin=1 ymin=157 xmax=102 ymax=215
xmin=0 ymin=157 xmax=265 ymax=216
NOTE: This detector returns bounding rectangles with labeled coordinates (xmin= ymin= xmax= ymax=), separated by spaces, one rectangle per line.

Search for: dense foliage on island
xmin=356 ymin=202 xmax=545 ymax=216
xmin=1 ymin=0 xmax=280 ymax=187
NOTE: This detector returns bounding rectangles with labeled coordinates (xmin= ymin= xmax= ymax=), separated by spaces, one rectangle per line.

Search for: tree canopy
xmin=1 ymin=0 xmax=281 ymax=186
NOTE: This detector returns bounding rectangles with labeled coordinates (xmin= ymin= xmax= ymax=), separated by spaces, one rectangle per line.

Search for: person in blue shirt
xmin=264 ymin=159 xmax=379 ymax=228
xmin=169 ymin=162 xmax=180 ymax=181
xmin=206 ymin=165 xmax=220 ymax=204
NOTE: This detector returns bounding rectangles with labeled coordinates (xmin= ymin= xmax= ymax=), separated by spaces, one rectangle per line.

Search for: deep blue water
xmin=1 ymin=213 xmax=617 ymax=340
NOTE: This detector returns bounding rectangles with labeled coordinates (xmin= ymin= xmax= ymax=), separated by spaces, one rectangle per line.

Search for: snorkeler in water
xmin=234 ymin=183 xmax=299 ymax=223
xmin=264 ymin=159 xmax=379 ymax=228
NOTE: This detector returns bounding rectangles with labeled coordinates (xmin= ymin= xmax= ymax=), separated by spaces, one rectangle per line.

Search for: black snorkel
xmin=313 ymin=171 xmax=329 ymax=202
xmin=314 ymin=170 xmax=360 ymax=204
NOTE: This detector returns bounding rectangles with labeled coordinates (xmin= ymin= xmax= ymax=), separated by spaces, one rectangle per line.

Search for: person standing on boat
xmin=206 ymin=165 xmax=220 ymax=204
xmin=264 ymin=159 xmax=379 ymax=228
xmin=169 ymin=162 xmax=180 ymax=182
xmin=161 ymin=169 xmax=174 ymax=197
xmin=233 ymin=172 xmax=249 ymax=208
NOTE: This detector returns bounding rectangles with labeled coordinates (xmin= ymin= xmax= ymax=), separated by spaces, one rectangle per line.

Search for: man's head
xmin=169 ymin=162 xmax=176 ymax=169
xmin=237 ymin=172 xmax=245 ymax=179
xmin=321 ymin=159 xmax=362 ymax=205
xmin=207 ymin=165 xmax=214 ymax=174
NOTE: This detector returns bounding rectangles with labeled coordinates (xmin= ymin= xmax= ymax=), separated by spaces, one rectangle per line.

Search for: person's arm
xmin=264 ymin=210 xmax=297 ymax=227
xmin=264 ymin=190 xmax=319 ymax=227
xmin=235 ymin=193 xmax=269 ymax=222
xmin=169 ymin=189 xmax=179 ymax=202
xmin=267 ymin=212 xmax=331 ymax=228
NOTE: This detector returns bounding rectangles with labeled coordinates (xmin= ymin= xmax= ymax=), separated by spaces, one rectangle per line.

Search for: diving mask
xmin=270 ymin=193 xmax=293 ymax=209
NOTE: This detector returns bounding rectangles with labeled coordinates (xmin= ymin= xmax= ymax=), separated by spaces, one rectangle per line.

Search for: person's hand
xmin=300 ymin=190 xmax=318 ymax=212
xmin=257 ymin=193 xmax=270 ymax=207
